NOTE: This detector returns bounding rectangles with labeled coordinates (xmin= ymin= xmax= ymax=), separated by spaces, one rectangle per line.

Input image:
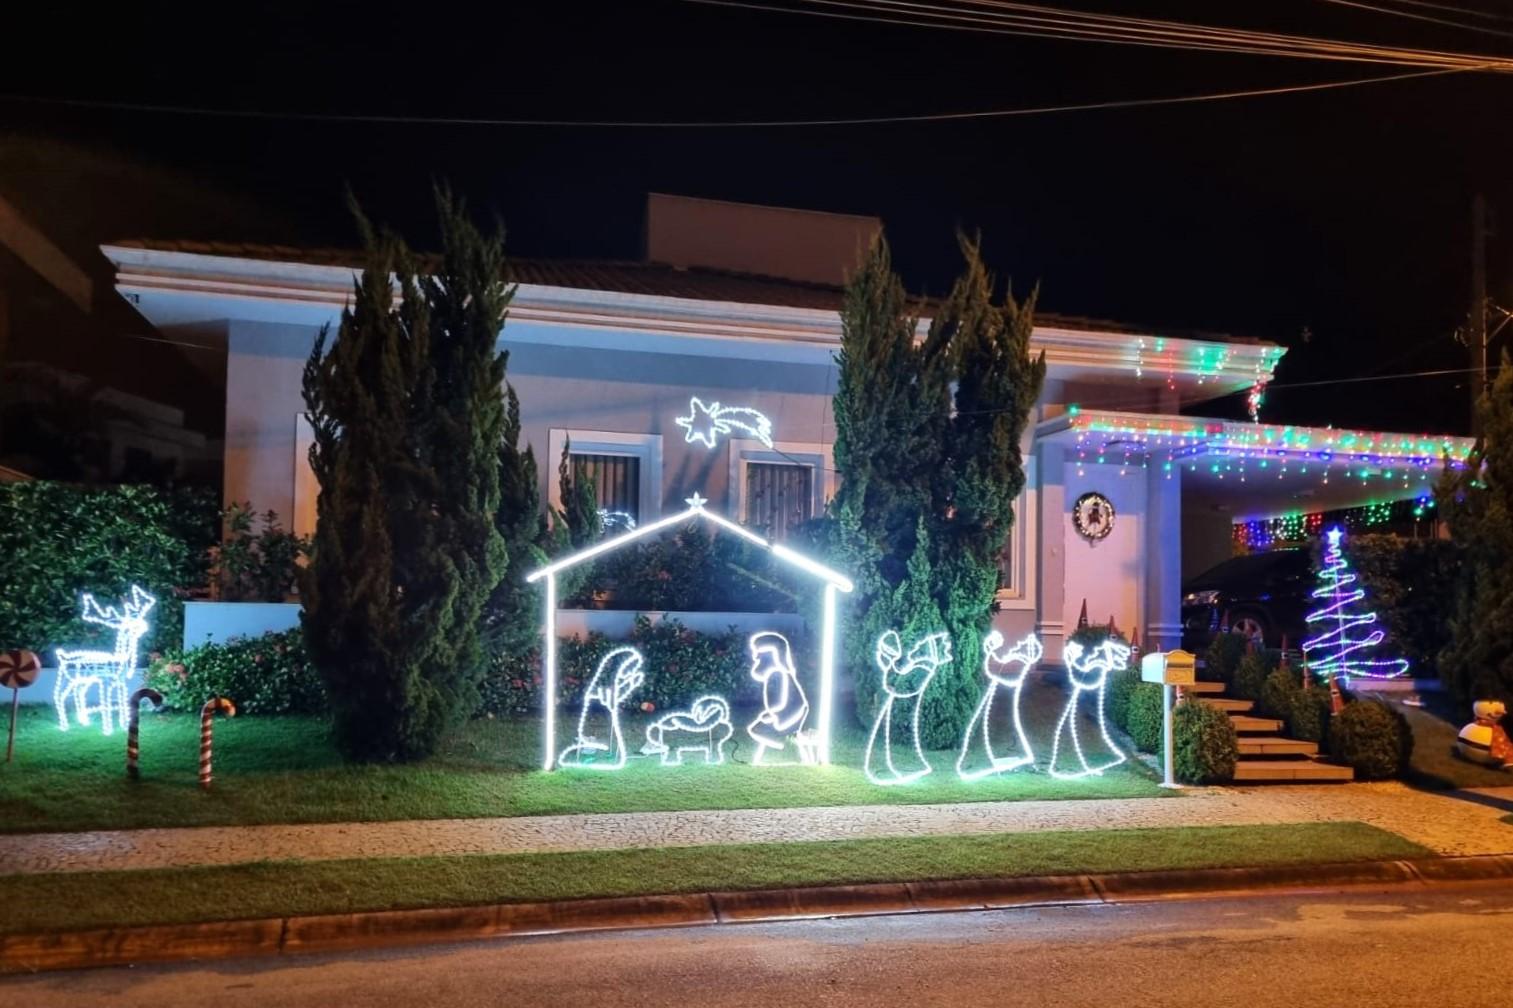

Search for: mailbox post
xmin=1140 ymin=649 xmax=1196 ymax=789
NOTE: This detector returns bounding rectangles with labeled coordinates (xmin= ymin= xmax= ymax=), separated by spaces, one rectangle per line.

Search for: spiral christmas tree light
xmin=1302 ymin=527 xmax=1409 ymax=682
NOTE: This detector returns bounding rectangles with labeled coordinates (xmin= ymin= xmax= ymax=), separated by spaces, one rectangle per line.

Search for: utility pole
xmin=1471 ymin=193 xmax=1488 ymax=434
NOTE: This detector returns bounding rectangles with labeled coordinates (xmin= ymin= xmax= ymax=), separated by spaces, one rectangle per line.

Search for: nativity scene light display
xmin=527 ymin=494 xmax=1136 ymax=785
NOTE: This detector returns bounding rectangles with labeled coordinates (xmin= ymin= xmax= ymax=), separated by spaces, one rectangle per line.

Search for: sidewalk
xmin=2 ymin=782 xmax=1509 ymax=876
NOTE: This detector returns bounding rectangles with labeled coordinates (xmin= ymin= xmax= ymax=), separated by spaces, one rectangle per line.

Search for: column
xmin=1035 ymin=442 xmax=1067 ymax=665
xmin=1144 ymin=464 xmax=1183 ymax=652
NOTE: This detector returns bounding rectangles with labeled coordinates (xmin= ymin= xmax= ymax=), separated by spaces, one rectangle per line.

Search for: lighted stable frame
xmin=526 ymin=495 xmax=853 ymax=770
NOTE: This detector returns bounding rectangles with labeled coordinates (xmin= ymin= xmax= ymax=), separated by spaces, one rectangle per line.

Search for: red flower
xmin=640 ymin=701 xmax=655 ymax=713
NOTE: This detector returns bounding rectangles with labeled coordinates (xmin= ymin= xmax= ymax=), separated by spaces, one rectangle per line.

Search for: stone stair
xmin=1190 ymin=680 xmax=1354 ymax=783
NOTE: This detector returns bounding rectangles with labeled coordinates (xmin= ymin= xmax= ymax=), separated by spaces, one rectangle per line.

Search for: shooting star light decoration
xmin=676 ymin=397 xmax=774 ymax=449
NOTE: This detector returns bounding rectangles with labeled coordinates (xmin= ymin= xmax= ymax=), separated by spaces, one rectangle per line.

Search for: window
xmin=572 ymin=452 xmax=642 ymax=522
xmin=547 ymin=429 xmax=663 ymax=524
xmin=729 ymin=439 xmax=833 ymax=542
xmin=994 ymin=481 xmax=1036 ymax=608
xmin=745 ymin=462 xmax=812 ymax=540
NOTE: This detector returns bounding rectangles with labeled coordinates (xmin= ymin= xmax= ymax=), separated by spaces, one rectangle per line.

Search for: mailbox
xmin=1141 ymin=649 xmax=1196 ymax=686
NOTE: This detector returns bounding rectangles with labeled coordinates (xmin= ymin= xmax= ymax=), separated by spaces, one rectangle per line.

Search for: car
xmin=1180 ymin=548 xmax=1312 ymax=651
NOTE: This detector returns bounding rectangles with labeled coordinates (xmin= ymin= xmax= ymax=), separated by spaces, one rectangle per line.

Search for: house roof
xmin=104 ymin=237 xmax=1262 ymax=346
xmin=526 ymin=495 xmax=854 ymax=591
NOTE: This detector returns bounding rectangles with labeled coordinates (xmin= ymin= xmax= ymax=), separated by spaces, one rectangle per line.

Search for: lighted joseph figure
xmin=54 ymin=585 xmax=156 ymax=735
xmin=746 ymin=632 xmax=815 ymax=765
xmin=1049 ymin=638 xmax=1130 ymax=779
xmin=865 ymin=630 xmax=953 ymax=786
xmin=955 ymin=631 xmax=1042 ymax=781
xmin=558 ymin=647 xmax=645 ymax=770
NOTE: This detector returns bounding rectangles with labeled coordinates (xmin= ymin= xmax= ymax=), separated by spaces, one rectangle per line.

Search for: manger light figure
xmin=526 ymin=494 xmax=853 ymax=771
xmin=643 ymin=695 xmax=734 ymax=766
xmin=54 ymin=585 xmax=156 ymax=735
xmin=676 ymin=396 xmax=774 ymax=449
xmin=558 ymin=647 xmax=645 ymax=770
xmin=746 ymin=632 xmax=815 ymax=766
xmin=865 ymin=630 xmax=953 ymax=786
xmin=956 ymin=631 xmax=1042 ymax=781
xmin=1049 ymin=638 xmax=1130 ymax=780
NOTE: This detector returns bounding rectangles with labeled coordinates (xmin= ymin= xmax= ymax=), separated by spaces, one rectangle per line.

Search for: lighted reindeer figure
xmin=54 ymin=586 xmax=156 ymax=735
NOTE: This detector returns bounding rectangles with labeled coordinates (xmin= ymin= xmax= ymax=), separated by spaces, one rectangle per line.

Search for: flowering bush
xmin=147 ymin=627 xmax=326 ymax=715
xmin=479 ymin=616 xmax=777 ymax=716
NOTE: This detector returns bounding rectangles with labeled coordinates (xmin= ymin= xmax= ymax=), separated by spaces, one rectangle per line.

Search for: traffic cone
xmin=1077 ymin=599 xmax=1089 ymax=629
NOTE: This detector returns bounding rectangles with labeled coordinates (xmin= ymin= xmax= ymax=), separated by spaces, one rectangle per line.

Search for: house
xmin=101 ymin=194 xmax=1473 ymax=664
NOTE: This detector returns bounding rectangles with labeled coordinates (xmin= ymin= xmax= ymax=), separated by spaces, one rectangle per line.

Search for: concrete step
xmin=1228 ymin=714 xmax=1285 ymax=733
xmin=1202 ymin=697 xmax=1255 ymax=713
xmin=1237 ymin=736 xmax=1320 ymax=757
xmin=1184 ymin=681 xmax=1227 ymax=695
xmin=1232 ymin=759 xmax=1354 ymax=782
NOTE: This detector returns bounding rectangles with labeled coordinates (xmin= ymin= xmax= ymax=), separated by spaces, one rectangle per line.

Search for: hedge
xmin=1329 ymin=699 xmax=1413 ymax=780
xmin=0 ymin=482 xmax=217 ymax=656
xmin=1347 ymin=534 xmax=1459 ymax=678
xmin=148 ymin=628 xmax=326 ymax=715
xmin=1174 ymin=696 xmax=1238 ymax=784
xmin=1126 ymin=682 xmax=1165 ymax=753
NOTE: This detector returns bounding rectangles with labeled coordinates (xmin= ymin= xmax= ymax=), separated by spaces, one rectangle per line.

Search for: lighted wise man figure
xmin=865 ymin=630 xmax=953 ymax=785
xmin=1049 ymin=638 xmax=1130 ymax=779
xmin=955 ymin=631 xmax=1042 ymax=781
xmin=746 ymin=632 xmax=812 ymax=765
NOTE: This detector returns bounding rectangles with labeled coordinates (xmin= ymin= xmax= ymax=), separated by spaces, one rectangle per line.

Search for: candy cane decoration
xmin=199 ymin=696 xmax=236 ymax=790
xmin=126 ymin=687 xmax=163 ymax=779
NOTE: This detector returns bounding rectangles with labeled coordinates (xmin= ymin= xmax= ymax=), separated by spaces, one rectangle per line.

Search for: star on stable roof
xmin=686 ymin=492 xmax=708 ymax=508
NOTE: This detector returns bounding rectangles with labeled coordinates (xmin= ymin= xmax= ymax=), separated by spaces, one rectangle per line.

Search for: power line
xmin=1316 ymin=0 xmax=1513 ymax=39
xmin=0 ymin=66 xmax=1466 ymax=128
xmin=689 ymin=0 xmax=1513 ymax=70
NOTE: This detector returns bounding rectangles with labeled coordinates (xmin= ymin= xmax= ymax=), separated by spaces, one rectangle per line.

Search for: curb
xmin=4 ymin=853 xmax=1512 ymax=975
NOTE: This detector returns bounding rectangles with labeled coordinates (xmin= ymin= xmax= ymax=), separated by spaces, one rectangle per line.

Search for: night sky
xmin=3 ymin=0 xmax=1512 ymax=436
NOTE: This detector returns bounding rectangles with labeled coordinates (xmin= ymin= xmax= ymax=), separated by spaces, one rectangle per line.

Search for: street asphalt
xmin=7 ymin=882 xmax=1513 ymax=1006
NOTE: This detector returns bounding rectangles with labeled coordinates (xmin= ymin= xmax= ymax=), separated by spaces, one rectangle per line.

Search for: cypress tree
xmin=833 ymin=234 xmax=1045 ymax=746
xmin=302 ymin=190 xmax=511 ymax=760
xmin=1439 ymin=351 xmax=1513 ymax=704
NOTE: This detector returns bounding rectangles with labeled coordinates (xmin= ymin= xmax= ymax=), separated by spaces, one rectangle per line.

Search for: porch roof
xmin=1036 ymin=408 xmax=1475 ymax=522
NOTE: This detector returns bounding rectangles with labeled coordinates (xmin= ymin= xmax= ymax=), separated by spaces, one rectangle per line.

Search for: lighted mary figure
xmin=558 ymin=647 xmax=645 ymax=770
xmin=746 ymin=632 xmax=815 ymax=765
xmin=1049 ymin=638 xmax=1130 ymax=779
xmin=865 ymin=630 xmax=953 ymax=785
xmin=955 ymin=631 xmax=1042 ymax=781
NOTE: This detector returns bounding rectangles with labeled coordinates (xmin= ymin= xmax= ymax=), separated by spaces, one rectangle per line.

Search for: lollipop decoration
xmin=1 ymin=649 xmax=41 ymax=763
xmin=126 ymin=687 xmax=163 ymax=779
xmin=199 ymin=696 xmax=236 ymax=790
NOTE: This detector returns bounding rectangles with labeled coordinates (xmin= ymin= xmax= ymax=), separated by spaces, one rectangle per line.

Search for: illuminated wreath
xmin=1072 ymin=492 xmax=1116 ymax=541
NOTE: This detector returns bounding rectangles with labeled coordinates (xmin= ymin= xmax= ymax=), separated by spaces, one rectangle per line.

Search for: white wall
xmin=1061 ymin=463 xmax=1147 ymax=636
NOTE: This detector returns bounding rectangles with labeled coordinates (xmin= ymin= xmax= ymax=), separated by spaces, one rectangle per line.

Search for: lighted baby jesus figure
xmin=745 ymin=632 xmax=816 ymax=766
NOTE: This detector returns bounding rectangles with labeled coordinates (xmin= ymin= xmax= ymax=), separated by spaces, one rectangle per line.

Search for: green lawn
xmin=0 ymin=821 xmax=1425 ymax=934
xmin=1372 ymin=696 xmax=1513 ymax=790
xmin=0 ymin=687 xmax=1168 ymax=834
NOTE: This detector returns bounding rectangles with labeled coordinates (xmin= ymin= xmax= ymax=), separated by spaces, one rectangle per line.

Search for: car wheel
xmin=1230 ymin=612 xmax=1268 ymax=647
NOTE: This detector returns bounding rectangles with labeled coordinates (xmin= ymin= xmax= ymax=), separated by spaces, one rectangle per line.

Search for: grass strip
xmin=0 ymin=822 xmax=1427 ymax=934
xmin=0 ymin=702 xmax=1169 ymax=835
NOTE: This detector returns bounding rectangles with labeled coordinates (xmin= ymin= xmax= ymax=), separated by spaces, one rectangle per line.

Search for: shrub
xmin=1258 ymin=666 xmax=1301 ymax=721
xmin=1174 ymin=696 xmax=1238 ymax=784
xmin=213 ymin=503 xmax=308 ymax=602
xmin=1350 ymin=534 xmax=1459 ymax=679
xmin=478 ymin=616 xmax=759 ymax=716
xmin=0 ymin=481 xmax=216 ymax=655
xmin=1329 ymin=699 xmax=1412 ymax=780
xmin=1204 ymin=632 xmax=1247 ymax=687
xmin=147 ymin=628 xmax=326 ymax=715
xmin=1126 ymin=683 xmax=1165 ymax=753
xmin=1232 ymin=649 xmax=1273 ymax=701
xmin=1106 ymin=665 xmax=1142 ymax=732
xmin=1287 ymin=685 xmax=1332 ymax=744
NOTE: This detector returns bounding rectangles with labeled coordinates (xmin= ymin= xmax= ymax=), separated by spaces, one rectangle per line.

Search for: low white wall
xmin=183 ymin=601 xmax=302 ymax=649
xmin=13 ymin=666 xmax=145 ymax=708
xmin=554 ymin=610 xmax=807 ymax=640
